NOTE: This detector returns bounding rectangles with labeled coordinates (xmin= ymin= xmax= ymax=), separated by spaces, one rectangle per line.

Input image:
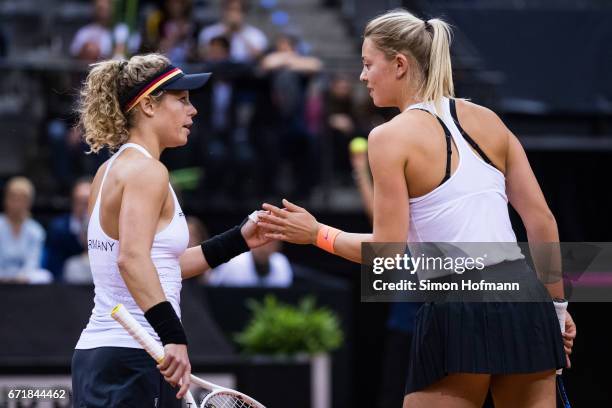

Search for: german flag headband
xmin=120 ymin=65 xmax=211 ymax=113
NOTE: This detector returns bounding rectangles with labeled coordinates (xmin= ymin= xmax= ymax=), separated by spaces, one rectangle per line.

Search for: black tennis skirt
xmin=405 ymin=259 xmax=566 ymax=395
xmin=72 ymin=347 xmax=181 ymax=408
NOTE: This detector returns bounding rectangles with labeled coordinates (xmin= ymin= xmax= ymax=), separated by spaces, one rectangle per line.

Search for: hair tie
xmin=119 ymin=60 xmax=128 ymax=71
xmin=424 ymin=20 xmax=432 ymax=31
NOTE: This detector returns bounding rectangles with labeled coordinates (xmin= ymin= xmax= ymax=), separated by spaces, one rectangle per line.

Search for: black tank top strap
xmin=411 ymin=108 xmax=452 ymax=186
xmin=449 ymin=99 xmax=498 ymax=170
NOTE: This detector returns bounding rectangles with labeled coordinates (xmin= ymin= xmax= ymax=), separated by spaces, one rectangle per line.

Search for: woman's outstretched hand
xmin=240 ymin=210 xmax=275 ymax=249
xmin=259 ymin=199 xmax=319 ymax=245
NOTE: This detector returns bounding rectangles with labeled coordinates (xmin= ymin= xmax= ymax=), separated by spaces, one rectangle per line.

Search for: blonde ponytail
xmin=78 ymin=59 xmax=127 ymax=153
xmin=422 ymin=19 xmax=454 ymax=112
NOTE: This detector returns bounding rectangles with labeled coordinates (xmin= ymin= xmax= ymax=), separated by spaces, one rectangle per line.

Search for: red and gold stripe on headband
xmin=124 ymin=67 xmax=183 ymax=112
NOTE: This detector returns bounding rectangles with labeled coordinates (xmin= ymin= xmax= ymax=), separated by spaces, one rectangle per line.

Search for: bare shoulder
xmin=367 ymin=123 xmax=403 ymax=169
xmin=455 ymin=99 xmax=509 ymax=136
xmin=454 ymin=99 xmax=511 ymax=170
xmin=368 ymin=111 xmax=425 ymax=151
xmin=89 ymin=153 xmax=169 ymax=212
xmin=119 ymin=151 xmax=169 ymax=188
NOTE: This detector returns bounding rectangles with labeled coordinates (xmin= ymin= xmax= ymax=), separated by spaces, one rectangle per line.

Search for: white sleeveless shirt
xmin=405 ymin=98 xmax=523 ymax=266
xmin=75 ymin=143 xmax=189 ymax=349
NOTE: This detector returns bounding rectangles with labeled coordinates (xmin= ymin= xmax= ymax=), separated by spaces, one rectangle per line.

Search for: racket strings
xmin=203 ymin=393 xmax=259 ymax=408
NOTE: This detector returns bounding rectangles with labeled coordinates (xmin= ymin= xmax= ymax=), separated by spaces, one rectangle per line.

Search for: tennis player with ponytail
xmin=72 ymin=53 xmax=270 ymax=407
xmin=258 ymin=10 xmax=576 ymax=408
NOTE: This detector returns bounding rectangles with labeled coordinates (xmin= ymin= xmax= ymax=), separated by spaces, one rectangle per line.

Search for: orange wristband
xmin=315 ymin=224 xmax=342 ymax=254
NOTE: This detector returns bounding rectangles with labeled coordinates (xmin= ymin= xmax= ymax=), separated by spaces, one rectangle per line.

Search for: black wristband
xmin=144 ymin=301 xmax=188 ymax=346
xmin=200 ymin=224 xmax=249 ymax=268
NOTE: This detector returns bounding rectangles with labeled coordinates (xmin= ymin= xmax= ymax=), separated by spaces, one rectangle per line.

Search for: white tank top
xmin=75 ymin=143 xmax=189 ymax=349
xmin=405 ymin=98 xmax=523 ymax=266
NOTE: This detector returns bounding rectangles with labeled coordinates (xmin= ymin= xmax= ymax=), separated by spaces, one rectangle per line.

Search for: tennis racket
xmin=111 ymin=304 xmax=266 ymax=408
xmin=553 ymin=299 xmax=571 ymax=408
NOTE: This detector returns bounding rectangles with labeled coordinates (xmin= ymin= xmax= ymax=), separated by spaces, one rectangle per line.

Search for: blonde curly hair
xmin=78 ymin=53 xmax=170 ymax=153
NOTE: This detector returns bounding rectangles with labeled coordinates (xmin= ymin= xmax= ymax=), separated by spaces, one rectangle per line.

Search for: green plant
xmin=235 ymin=295 xmax=343 ymax=355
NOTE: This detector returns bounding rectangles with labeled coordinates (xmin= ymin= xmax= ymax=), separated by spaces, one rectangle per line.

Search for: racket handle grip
xmin=111 ymin=304 xmax=165 ymax=361
xmin=111 ymin=304 xmax=198 ymax=406
xmin=553 ymin=299 xmax=568 ymax=375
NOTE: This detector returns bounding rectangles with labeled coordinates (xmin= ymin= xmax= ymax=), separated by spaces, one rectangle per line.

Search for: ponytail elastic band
xmin=316 ymin=224 xmax=342 ymax=254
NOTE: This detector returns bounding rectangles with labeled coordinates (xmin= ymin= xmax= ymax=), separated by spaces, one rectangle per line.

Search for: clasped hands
xmin=241 ymin=199 xmax=320 ymax=248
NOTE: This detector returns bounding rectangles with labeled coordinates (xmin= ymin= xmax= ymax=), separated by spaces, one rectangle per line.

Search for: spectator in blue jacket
xmin=44 ymin=178 xmax=92 ymax=280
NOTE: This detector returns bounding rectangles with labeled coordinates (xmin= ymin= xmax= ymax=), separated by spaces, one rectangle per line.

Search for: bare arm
xmin=505 ymin=122 xmax=576 ymax=365
xmin=179 ymin=246 xmax=208 ymax=280
xmin=505 ymin=126 xmax=564 ymax=299
xmin=117 ymin=160 xmax=169 ymax=311
xmin=369 ymin=125 xmax=410 ymax=243
xmin=331 ymin=125 xmax=409 ymax=261
xmin=287 ymin=55 xmax=323 ymax=74
xmin=260 ymin=52 xmax=323 ymax=74
xmin=117 ymin=159 xmax=193 ymax=397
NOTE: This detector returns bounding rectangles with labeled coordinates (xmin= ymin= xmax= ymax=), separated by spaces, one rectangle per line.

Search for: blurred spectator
xmin=44 ymin=178 xmax=92 ymax=281
xmin=56 ymin=1 xmax=121 ymax=195
xmin=70 ymin=0 xmax=115 ymax=62
xmin=207 ymin=241 xmax=292 ymax=287
xmin=0 ymin=177 xmax=50 ymax=283
xmin=63 ymin=218 xmax=92 ymax=284
xmin=253 ymin=32 xmax=322 ymax=198
xmin=198 ymin=0 xmax=268 ymax=63
xmin=205 ymin=36 xmax=235 ymax=135
xmin=260 ymin=32 xmax=322 ymax=74
xmin=70 ymin=0 xmax=139 ymax=62
xmin=325 ymin=75 xmax=360 ymax=184
xmin=196 ymin=0 xmax=270 ymax=198
xmin=305 ymin=79 xmax=325 ymax=137
xmin=192 ymin=35 xmax=261 ymax=199
xmin=46 ymin=118 xmax=103 ymax=195
xmin=142 ymin=0 xmax=196 ymax=62
xmin=206 ymin=35 xmax=231 ymax=63
xmin=199 ymin=36 xmax=234 ymax=195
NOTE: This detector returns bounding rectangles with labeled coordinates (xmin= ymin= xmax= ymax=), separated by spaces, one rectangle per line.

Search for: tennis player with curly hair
xmin=72 ymin=53 xmax=270 ymax=407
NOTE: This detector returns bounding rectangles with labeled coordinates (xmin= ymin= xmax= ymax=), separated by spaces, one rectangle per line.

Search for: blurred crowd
xmin=0 ymin=0 xmax=392 ymax=205
xmin=0 ymin=0 xmax=393 ymax=283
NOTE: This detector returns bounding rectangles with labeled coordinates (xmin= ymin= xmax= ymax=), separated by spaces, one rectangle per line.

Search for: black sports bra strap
xmin=411 ymin=108 xmax=452 ymax=186
xmin=449 ymin=99 xmax=498 ymax=170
